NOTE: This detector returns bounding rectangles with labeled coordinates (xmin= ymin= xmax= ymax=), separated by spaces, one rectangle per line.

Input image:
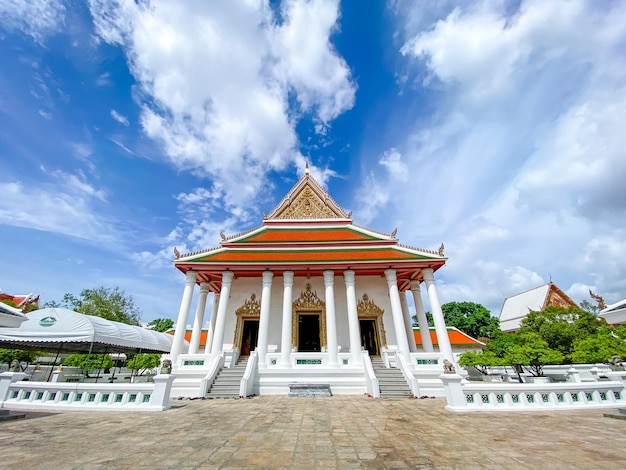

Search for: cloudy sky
xmin=1 ymin=0 xmax=625 ymax=323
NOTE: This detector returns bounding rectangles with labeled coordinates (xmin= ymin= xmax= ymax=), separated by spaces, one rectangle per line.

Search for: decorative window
xmin=600 ymin=392 xmax=607 ymax=401
xmin=512 ymin=394 xmax=519 ymax=403
xmin=101 ymin=393 xmax=110 ymax=402
xmin=466 ymin=394 xmax=474 ymax=403
xmin=527 ymin=394 xmax=535 ymax=403
xmin=62 ymin=392 xmax=70 ymax=401
xmin=481 ymin=394 xmax=489 ymax=404
xmin=541 ymin=394 xmax=549 ymax=403
xmin=557 ymin=393 xmax=564 ymax=403
xmin=572 ymin=393 xmax=579 ymax=402
xmin=585 ymin=392 xmax=593 ymax=401
xmin=496 ymin=394 xmax=504 ymax=403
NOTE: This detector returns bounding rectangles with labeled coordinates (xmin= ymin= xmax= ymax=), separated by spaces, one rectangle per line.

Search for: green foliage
xmin=579 ymin=299 xmax=599 ymax=314
xmin=147 ymin=318 xmax=174 ymax=332
xmin=503 ymin=332 xmax=564 ymax=376
xmin=440 ymin=301 xmax=500 ymax=339
xmin=570 ymin=328 xmax=626 ymax=364
xmin=63 ymin=354 xmax=114 ymax=373
xmin=411 ymin=301 xmax=500 ymax=339
xmin=126 ymin=354 xmax=161 ymax=375
xmin=518 ymin=305 xmax=605 ymax=357
xmin=483 ymin=332 xmax=519 ymax=358
xmin=458 ymin=350 xmax=504 ymax=374
xmin=51 ymin=287 xmax=141 ymax=325
xmin=0 ymin=348 xmax=40 ymax=370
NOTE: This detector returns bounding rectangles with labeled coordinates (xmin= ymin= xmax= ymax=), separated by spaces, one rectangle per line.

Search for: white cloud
xmin=0 ymin=170 xmax=113 ymax=242
xmin=0 ymin=0 xmax=66 ymax=43
xmin=87 ymin=0 xmax=355 ymax=221
xmin=369 ymin=0 xmax=626 ymax=313
xmin=379 ymin=148 xmax=408 ymax=182
xmin=110 ymin=109 xmax=129 ymax=126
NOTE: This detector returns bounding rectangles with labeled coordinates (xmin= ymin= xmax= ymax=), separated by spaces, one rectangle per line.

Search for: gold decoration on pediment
xmin=233 ymin=293 xmax=260 ymax=349
xmin=292 ymin=283 xmax=327 ymax=350
xmin=278 ymin=186 xmax=338 ymax=219
xmin=235 ymin=293 xmax=260 ymax=317
xmin=357 ymin=293 xmax=387 ymax=349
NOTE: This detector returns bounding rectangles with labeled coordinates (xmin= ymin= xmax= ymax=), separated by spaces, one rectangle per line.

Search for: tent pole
xmin=95 ymin=346 xmax=108 ymax=383
xmin=84 ymin=340 xmax=94 ymax=382
xmin=46 ymin=343 xmax=64 ymax=382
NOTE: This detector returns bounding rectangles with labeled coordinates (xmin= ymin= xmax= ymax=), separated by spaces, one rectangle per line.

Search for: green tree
xmin=440 ymin=301 xmax=500 ymax=339
xmin=503 ymin=332 xmax=564 ymax=376
xmin=0 ymin=348 xmax=41 ymax=370
xmin=52 ymin=287 xmax=141 ymax=325
xmin=519 ymin=305 xmax=605 ymax=357
xmin=570 ymin=328 xmax=626 ymax=364
xmin=63 ymin=353 xmax=113 ymax=375
xmin=458 ymin=350 xmax=504 ymax=375
xmin=579 ymin=300 xmax=599 ymax=314
xmin=147 ymin=318 xmax=174 ymax=332
xmin=483 ymin=331 xmax=519 ymax=359
xmin=126 ymin=353 xmax=161 ymax=375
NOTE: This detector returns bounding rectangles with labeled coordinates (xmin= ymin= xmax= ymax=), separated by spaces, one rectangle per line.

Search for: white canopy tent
xmin=0 ymin=302 xmax=28 ymax=328
xmin=0 ymin=308 xmax=184 ymax=354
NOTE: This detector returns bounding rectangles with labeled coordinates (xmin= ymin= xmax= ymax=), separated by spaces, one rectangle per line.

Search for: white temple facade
xmin=168 ymin=168 xmax=453 ymax=398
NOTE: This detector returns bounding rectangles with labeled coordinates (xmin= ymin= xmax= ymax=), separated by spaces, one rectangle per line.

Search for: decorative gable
xmin=266 ymin=166 xmax=350 ymax=220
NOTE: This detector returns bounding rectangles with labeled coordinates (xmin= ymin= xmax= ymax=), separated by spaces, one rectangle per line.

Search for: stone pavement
xmin=1 ymin=396 xmax=626 ymax=469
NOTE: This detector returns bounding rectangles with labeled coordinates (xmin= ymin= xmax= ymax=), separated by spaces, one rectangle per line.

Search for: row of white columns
xmin=169 ymin=267 xmax=453 ymax=366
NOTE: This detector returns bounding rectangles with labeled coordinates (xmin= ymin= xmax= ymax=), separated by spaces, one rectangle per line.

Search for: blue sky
xmin=1 ymin=0 xmax=625 ymax=323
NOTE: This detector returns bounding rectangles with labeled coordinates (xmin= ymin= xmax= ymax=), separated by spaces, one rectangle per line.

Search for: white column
xmin=400 ymin=291 xmax=418 ymax=353
xmin=257 ymin=271 xmax=274 ymax=366
xmin=280 ymin=271 xmax=294 ymax=367
xmin=422 ymin=268 xmax=454 ymax=362
xmin=204 ymin=293 xmax=219 ymax=355
xmin=210 ymin=272 xmax=235 ymax=356
xmin=410 ymin=281 xmax=434 ymax=352
xmin=189 ymin=282 xmax=210 ymax=354
xmin=324 ymin=270 xmax=339 ymax=367
xmin=171 ymin=271 xmax=197 ymax=363
xmin=343 ymin=270 xmax=362 ymax=365
xmin=385 ymin=269 xmax=411 ymax=361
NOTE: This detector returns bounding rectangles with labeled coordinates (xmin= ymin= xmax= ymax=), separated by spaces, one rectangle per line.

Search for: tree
xmin=458 ymin=350 xmax=504 ymax=375
xmin=440 ymin=301 xmax=500 ymax=339
xmin=579 ymin=300 xmax=599 ymax=314
xmin=503 ymin=332 xmax=564 ymax=376
xmin=570 ymin=327 xmax=626 ymax=364
xmin=147 ymin=318 xmax=174 ymax=332
xmin=0 ymin=349 xmax=40 ymax=370
xmin=519 ymin=305 xmax=605 ymax=357
xmin=50 ymin=287 xmax=142 ymax=325
xmin=63 ymin=353 xmax=113 ymax=375
xmin=126 ymin=354 xmax=161 ymax=375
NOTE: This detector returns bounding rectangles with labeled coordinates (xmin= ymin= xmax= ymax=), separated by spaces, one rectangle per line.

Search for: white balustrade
xmin=441 ymin=372 xmax=626 ymax=412
xmin=0 ymin=372 xmax=175 ymax=412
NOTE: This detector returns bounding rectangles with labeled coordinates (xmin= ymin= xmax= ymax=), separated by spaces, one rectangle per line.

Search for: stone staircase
xmin=370 ymin=357 xmax=413 ymax=398
xmin=206 ymin=357 xmax=249 ymax=399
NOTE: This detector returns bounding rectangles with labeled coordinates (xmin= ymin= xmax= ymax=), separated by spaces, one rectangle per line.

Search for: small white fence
xmin=0 ymin=372 xmax=175 ymax=412
xmin=441 ymin=371 xmax=626 ymax=412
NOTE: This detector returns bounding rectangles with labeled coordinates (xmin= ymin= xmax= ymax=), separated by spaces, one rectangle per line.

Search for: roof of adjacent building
xmin=498 ymin=282 xmax=576 ymax=332
xmin=599 ymin=297 xmax=626 ymax=325
xmin=413 ymin=326 xmax=485 ymax=348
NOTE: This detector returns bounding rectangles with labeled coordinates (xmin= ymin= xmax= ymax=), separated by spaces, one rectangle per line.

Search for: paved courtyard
xmin=1 ymin=396 xmax=626 ymax=469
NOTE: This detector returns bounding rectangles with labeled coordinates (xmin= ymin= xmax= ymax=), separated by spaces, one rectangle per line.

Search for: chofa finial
xmin=390 ymin=228 xmax=397 ymax=238
xmin=220 ymin=231 xmax=226 ymax=241
xmin=438 ymin=243 xmax=445 ymax=256
xmin=173 ymin=247 xmax=180 ymax=259
xmin=589 ymin=289 xmax=606 ymax=310
xmin=305 ymin=160 xmax=309 ymax=176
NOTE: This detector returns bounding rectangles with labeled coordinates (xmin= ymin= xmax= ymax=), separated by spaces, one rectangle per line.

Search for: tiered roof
xmin=174 ymin=168 xmax=445 ymax=286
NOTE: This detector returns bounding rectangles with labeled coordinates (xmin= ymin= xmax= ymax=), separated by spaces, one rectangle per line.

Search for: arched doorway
xmin=233 ymin=293 xmax=260 ymax=356
xmin=357 ymin=294 xmax=387 ymax=357
xmin=292 ymin=283 xmax=327 ymax=352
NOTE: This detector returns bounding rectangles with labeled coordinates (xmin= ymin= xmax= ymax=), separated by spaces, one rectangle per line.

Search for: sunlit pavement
xmin=1 ymin=396 xmax=625 ymax=469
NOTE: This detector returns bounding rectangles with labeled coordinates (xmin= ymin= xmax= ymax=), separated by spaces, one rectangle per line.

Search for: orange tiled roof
xmin=166 ymin=330 xmax=207 ymax=348
xmin=413 ymin=327 xmax=484 ymax=347
xmin=232 ymin=227 xmax=379 ymax=244
xmin=191 ymin=247 xmax=430 ymax=264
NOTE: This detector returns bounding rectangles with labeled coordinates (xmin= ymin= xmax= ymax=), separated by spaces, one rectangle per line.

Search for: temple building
xmin=168 ymin=167 xmax=452 ymax=398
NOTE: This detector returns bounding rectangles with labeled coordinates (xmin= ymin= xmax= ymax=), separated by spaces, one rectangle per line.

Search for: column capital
xmin=343 ymin=269 xmax=355 ymax=284
xmin=199 ymin=282 xmax=211 ymax=294
xmin=185 ymin=270 xmax=198 ymax=285
xmin=422 ymin=267 xmax=435 ymax=283
xmin=409 ymin=280 xmax=422 ymax=293
xmin=323 ymin=270 xmax=335 ymax=285
xmin=262 ymin=271 xmax=274 ymax=285
xmin=222 ymin=271 xmax=235 ymax=285
xmin=384 ymin=268 xmax=397 ymax=284
xmin=283 ymin=271 xmax=294 ymax=284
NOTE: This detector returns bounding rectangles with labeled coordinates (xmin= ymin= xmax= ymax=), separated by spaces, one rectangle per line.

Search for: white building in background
xmin=168 ymin=167 xmax=453 ymax=398
xmin=499 ymin=282 xmax=577 ymax=332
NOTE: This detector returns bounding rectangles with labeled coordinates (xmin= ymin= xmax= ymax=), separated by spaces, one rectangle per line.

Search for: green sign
xmin=39 ymin=316 xmax=57 ymax=327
